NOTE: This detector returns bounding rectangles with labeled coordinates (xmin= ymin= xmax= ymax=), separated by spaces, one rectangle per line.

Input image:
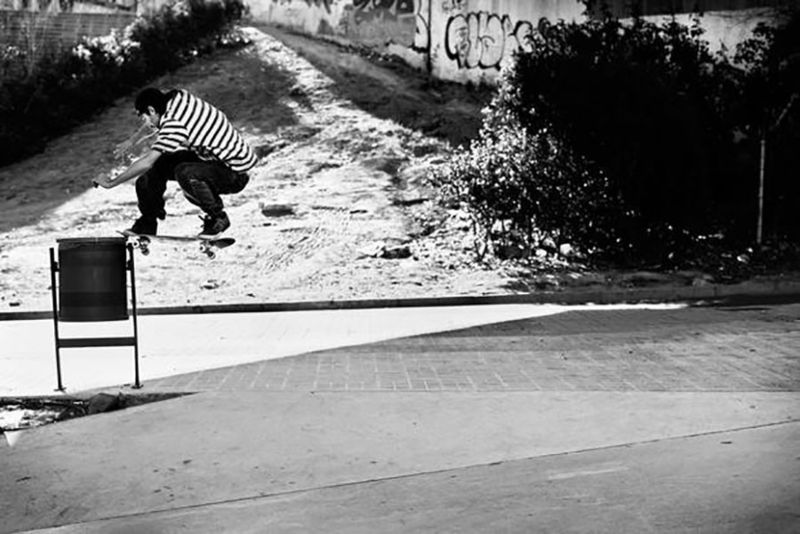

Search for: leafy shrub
xmin=513 ymin=15 xmax=742 ymax=247
xmin=438 ymin=7 xmax=800 ymax=268
xmin=437 ymin=80 xmax=620 ymax=261
xmin=0 ymin=0 xmax=248 ymax=167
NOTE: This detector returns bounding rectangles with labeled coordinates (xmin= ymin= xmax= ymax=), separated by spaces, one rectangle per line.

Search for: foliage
xmin=437 ymin=7 xmax=800 ymax=271
xmin=436 ymin=81 xmax=619 ymax=261
xmin=733 ymin=10 xmax=800 ymax=244
xmin=0 ymin=0 xmax=248 ymax=167
xmin=514 ymin=14 xmax=741 ymax=253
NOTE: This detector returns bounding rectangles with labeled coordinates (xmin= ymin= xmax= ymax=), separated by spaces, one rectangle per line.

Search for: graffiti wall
xmin=345 ymin=0 xmax=415 ymax=43
xmin=248 ymin=0 xmax=429 ymax=70
xmin=246 ymin=0 xmax=785 ymax=84
xmin=432 ymin=0 xmax=584 ymax=83
xmin=248 ymin=0 xmax=414 ymax=44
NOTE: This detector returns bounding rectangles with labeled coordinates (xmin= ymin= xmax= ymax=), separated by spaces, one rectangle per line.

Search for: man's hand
xmin=92 ymin=173 xmax=116 ymax=189
xmin=93 ymin=150 xmax=161 ymax=190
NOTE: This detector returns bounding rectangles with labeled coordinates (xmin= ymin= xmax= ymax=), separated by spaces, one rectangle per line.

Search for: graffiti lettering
xmin=413 ymin=0 xmax=430 ymax=52
xmin=513 ymin=20 xmax=535 ymax=54
xmin=271 ymin=0 xmax=334 ymax=14
xmin=445 ymin=11 xmax=534 ymax=70
xmin=343 ymin=0 xmax=418 ymax=46
xmin=440 ymin=0 xmax=466 ymax=14
xmin=351 ymin=0 xmax=414 ymax=24
xmin=353 ymin=0 xmax=413 ymax=13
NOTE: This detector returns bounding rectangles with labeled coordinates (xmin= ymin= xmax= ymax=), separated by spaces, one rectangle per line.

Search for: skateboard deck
xmin=119 ymin=230 xmax=235 ymax=259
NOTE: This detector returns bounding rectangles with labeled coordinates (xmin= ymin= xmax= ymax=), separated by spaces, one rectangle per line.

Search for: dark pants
xmin=135 ymin=151 xmax=250 ymax=220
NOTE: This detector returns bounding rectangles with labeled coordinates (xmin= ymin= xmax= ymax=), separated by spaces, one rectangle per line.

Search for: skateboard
xmin=119 ymin=230 xmax=235 ymax=259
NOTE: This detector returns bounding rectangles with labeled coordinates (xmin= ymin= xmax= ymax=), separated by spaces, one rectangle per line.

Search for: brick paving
xmin=145 ymin=303 xmax=800 ymax=393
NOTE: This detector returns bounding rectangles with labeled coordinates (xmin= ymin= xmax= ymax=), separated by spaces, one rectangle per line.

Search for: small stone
xmin=260 ymin=203 xmax=295 ymax=217
xmin=381 ymin=245 xmax=412 ymax=259
xmin=357 ymin=243 xmax=384 ymax=258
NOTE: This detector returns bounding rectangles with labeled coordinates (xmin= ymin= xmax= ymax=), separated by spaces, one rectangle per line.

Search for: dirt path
xmin=0 ymin=25 xmax=514 ymax=312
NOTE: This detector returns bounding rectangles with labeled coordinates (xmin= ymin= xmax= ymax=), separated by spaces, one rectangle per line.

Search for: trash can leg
xmin=49 ymin=248 xmax=65 ymax=392
xmin=128 ymin=244 xmax=142 ymax=389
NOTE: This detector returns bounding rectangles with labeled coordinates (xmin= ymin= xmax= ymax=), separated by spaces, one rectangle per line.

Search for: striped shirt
xmin=152 ymin=90 xmax=256 ymax=173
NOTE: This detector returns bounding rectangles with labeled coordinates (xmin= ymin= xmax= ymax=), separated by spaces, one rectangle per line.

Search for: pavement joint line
xmin=18 ymin=418 xmax=800 ymax=533
xmin=524 ymin=418 xmax=800 ymax=458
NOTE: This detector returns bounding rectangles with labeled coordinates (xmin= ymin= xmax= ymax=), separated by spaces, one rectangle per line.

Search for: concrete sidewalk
xmin=27 ymin=419 xmax=795 ymax=534
xmin=1 ymin=300 xmax=799 ymax=533
xmin=1 ymin=302 xmax=672 ymax=397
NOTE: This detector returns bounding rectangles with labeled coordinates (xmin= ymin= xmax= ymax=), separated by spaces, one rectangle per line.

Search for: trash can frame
xmin=49 ymin=241 xmax=141 ymax=391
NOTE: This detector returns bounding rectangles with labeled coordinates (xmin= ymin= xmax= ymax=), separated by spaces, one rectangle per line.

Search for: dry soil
xmin=0 ymin=25 xmax=515 ymax=312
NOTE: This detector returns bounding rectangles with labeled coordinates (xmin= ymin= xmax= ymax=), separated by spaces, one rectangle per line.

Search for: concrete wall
xmin=0 ymin=0 xmax=187 ymax=50
xmin=0 ymin=10 xmax=136 ymax=48
xmin=136 ymin=0 xmax=174 ymax=15
xmin=0 ymin=0 xmax=138 ymax=49
xmin=642 ymin=8 xmax=779 ymax=53
xmin=247 ymin=0 xmax=786 ymax=84
xmin=431 ymin=0 xmax=585 ymax=83
xmin=248 ymin=0 xmax=427 ymax=70
xmin=0 ymin=0 xmax=136 ymax=12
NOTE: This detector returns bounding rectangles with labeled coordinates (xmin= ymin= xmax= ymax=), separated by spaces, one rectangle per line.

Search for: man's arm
xmin=113 ymin=124 xmax=158 ymax=162
xmin=93 ymin=149 xmax=161 ymax=189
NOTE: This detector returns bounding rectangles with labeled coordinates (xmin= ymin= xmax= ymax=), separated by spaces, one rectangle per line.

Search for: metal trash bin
xmin=56 ymin=237 xmax=128 ymax=322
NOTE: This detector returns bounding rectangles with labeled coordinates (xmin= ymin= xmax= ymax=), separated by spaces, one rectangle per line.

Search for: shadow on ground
xmin=261 ymin=25 xmax=493 ymax=148
xmin=0 ymin=44 xmax=302 ymax=235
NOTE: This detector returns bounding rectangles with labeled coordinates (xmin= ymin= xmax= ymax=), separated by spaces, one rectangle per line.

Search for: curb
xmin=2 ymin=281 xmax=800 ymax=321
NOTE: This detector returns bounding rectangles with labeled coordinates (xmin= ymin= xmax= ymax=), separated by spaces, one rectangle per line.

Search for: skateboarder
xmin=93 ymin=88 xmax=257 ymax=237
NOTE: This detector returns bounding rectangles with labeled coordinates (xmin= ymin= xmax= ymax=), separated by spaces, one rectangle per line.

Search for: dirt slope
xmin=0 ymin=25 xmax=513 ymax=312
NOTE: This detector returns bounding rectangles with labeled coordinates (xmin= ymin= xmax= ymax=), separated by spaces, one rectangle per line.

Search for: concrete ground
xmin=1 ymin=299 xmax=799 ymax=533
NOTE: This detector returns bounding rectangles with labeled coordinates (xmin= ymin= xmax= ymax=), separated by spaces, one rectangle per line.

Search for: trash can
xmin=56 ymin=237 xmax=128 ymax=322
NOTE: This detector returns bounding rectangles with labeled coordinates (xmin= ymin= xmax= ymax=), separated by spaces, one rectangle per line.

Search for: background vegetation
xmin=437 ymin=5 xmax=800 ymax=278
xmin=0 ymin=0 xmax=247 ymax=167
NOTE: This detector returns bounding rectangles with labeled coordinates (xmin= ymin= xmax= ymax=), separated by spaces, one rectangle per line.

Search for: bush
xmin=513 ymin=14 xmax=741 ymax=247
xmin=0 ymin=0 xmax=248 ymax=167
xmin=437 ymin=81 xmax=620 ymax=261
xmin=438 ymin=7 xmax=800 ymax=268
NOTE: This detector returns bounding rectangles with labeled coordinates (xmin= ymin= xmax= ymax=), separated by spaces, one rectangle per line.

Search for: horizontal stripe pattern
xmin=152 ymin=90 xmax=256 ymax=172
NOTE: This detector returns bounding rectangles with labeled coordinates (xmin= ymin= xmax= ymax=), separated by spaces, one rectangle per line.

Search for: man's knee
xmin=176 ymin=165 xmax=211 ymax=201
xmin=231 ymin=172 xmax=250 ymax=194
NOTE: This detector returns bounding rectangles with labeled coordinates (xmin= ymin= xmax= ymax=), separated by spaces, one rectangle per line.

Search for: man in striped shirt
xmin=93 ymin=88 xmax=256 ymax=237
